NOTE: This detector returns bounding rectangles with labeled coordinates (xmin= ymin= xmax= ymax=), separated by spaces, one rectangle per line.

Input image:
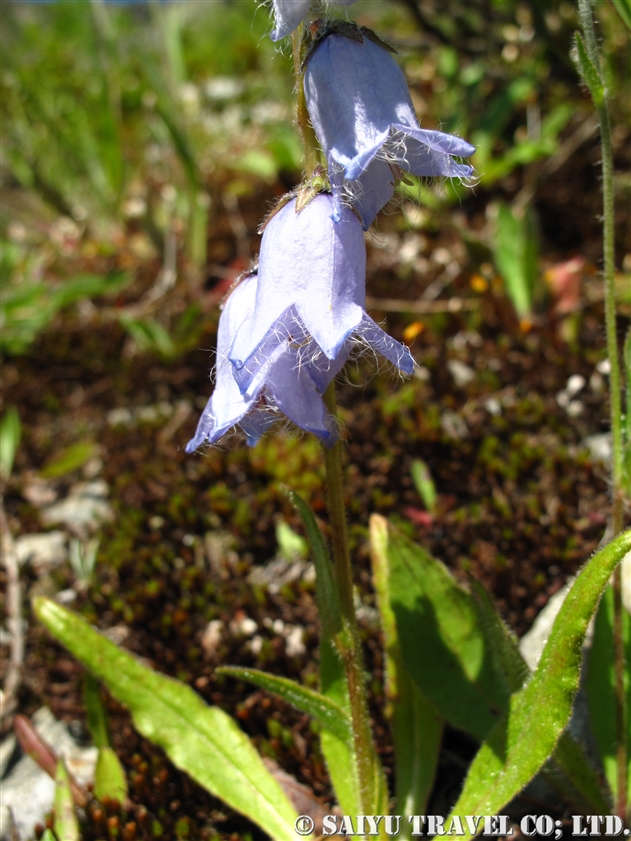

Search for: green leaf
xmin=494 ymin=203 xmax=539 ymax=318
xmin=84 ymin=674 xmax=110 ymax=750
xmin=380 ymin=518 xmax=610 ymax=815
xmin=370 ymin=515 xmax=443 ymax=825
xmin=275 ymin=520 xmax=308 ymax=562
xmin=0 ymin=406 xmax=21 ymax=482
xmin=448 ymin=529 xmax=631 ymax=833
xmin=34 ymin=598 xmax=299 ymax=841
xmin=287 ymin=490 xmax=342 ymax=642
xmin=467 ymin=575 xmax=529 ymax=692
xmin=410 ymin=460 xmax=437 ymax=515
xmin=52 ymin=272 xmax=132 ymax=308
xmin=118 ymin=315 xmax=176 ymax=358
xmin=41 ymin=440 xmax=99 ymax=479
xmin=610 ymin=0 xmax=631 ymax=32
xmin=94 ymin=745 xmax=128 ymax=803
xmin=290 ymin=492 xmax=388 ymax=818
xmin=54 ymin=758 xmax=80 ymax=841
xmin=550 ymin=731 xmax=611 ymax=815
xmin=217 ymin=666 xmax=352 ymax=742
xmin=468 ymin=575 xmax=609 ymax=814
xmin=574 ymin=32 xmax=605 ymax=106
xmin=287 ymin=491 xmax=361 ymax=815
xmin=585 ymin=583 xmax=631 ymax=803
xmin=384 ymin=520 xmax=513 ymax=740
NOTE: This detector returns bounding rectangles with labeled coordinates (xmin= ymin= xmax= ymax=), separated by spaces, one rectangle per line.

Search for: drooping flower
xmin=303 ymin=29 xmax=476 ymax=228
xmin=269 ymin=0 xmax=356 ymax=42
xmin=228 ymin=192 xmax=414 ymax=381
xmin=185 ymin=271 xmax=345 ymax=450
xmin=187 ymin=191 xmax=414 ymax=450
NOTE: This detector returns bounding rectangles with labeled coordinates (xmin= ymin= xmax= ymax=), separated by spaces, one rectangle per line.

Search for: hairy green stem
xmin=578 ymin=0 xmax=628 ymax=817
xmin=322 ymin=383 xmax=379 ymax=818
xmin=291 ymin=29 xmax=320 ymax=177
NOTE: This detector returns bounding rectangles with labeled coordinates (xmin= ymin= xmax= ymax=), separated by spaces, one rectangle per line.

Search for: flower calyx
xmin=258 ymin=166 xmax=331 ymax=233
xmin=302 ymin=20 xmax=396 ymax=69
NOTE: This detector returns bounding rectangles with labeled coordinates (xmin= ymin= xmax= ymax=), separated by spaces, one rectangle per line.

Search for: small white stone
xmin=556 ymin=390 xmax=570 ymax=409
xmin=447 ymin=359 xmax=475 ymax=387
xmin=0 ymin=707 xmax=97 ymax=841
xmin=15 ymin=532 xmax=66 ymax=572
xmin=285 ymin=626 xmax=305 ymax=658
xmin=565 ymin=374 xmax=586 ymax=397
xmin=566 ymin=400 xmax=584 ymax=417
xmin=231 ymin=615 xmax=257 ymax=638
xmin=201 ymin=620 xmax=224 ymax=655
xmin=248 ymin=636 xmax=264 ymax=656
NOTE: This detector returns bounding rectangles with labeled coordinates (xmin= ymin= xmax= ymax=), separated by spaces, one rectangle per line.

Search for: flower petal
xmin=304 ymin=32 xmax=475 ymax=227
xmin=267 ymin=350 xmax=337 ymax=442
xmin=229 ymin=194 xmax=365 ymax=368
xmin=270 ymin=0 xmax=357 ymax=41
xmin=185 ymin=275 xmax=261 ymax=451
xmin=355 ymin=315 xmax=415 ymax=374
xmin=269 ymin=0 xmax=311 ymax=41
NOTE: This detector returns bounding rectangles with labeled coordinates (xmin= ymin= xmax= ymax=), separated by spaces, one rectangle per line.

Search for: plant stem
xmin=291 ymin=29 xmax=320 ymax=177
xmin=322 ymin=383 xmax=380 ymax=816
xmin=578 ymin=0 xmax=628 ymax=817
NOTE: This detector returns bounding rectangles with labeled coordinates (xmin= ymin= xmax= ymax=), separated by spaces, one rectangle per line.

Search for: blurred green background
xmin=1 ymin=0 xmax=629 ymax=359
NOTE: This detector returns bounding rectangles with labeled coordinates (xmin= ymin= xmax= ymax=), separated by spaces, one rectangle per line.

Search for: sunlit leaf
xmin=35 ymin=598 xmax=299 ymax=841
xmin=54 ymin=759 xmax=80 ymax=841
xmin=41 ymin=440 xmax=98 ymax=479
xmin=494 ymin=203 xmax=539 ymax=318
xmin=409 ymin=460 xmax=437 ymax=515
xmin=218 ymin=666 xmax=352 ymax=742
xmin=448 ymin=529 xmax=631 ymax=834
xmin=0 ymin=406 xmax=21 ymax=482
xmin=84 ymin=674 xmax=110 ymax=750
xmin=289 ymin=491 xmax=387 ymax=816
xmin=94 ymin=745 xmax=128 ymax=803
xmin=370 ymin=514 xmax=443 ymax=822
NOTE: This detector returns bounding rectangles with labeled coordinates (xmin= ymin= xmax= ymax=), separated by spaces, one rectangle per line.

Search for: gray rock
xmin=583 ymin=432 xmax=612 ymax=466
xmin=0 ymin=707 xmax=97 ymax=841
xmin=41 ymin=480 xmax=113 ymax=534
xmin=447 ymin=358 xmax=475 ymax=388
xmin=14 ymin=532 xmax=66 ymax=573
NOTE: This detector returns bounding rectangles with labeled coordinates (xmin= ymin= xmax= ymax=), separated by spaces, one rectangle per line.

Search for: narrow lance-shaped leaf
xmin=448 ymin=529 xmax=631 ymax=835
xmin=381 ymin=518 xmax=610 ymax=815
xmin=217 ymin=666 xmax=352 ymax=742
xmin=585 ymin=582 xmax=631 ymax=805
xmin=54 ymin=759 xmax=80 ymax=841
xmin=385 ymin=521 xmax=514 ymax=740
xmin=287 ymin=490 xmax=361 ymax=816
xmin=291 ymin=492 xmax=389 ymax=820
xmin=84 ymin=674 xmax=110 ymax=750
xmin=0 ymin=406 xmax=21 ymax=483
xmin=370 ymin=514 xmax=443 ymax=828
xmin=468 ymin=575 xmax=610 ymax=815
xmin=573 ymin=32 xmax=604 ymax=106
xmin=610 ymin=0 xmax=631 ymax=32
xmin=94 ymin=746 xmax=128 ymax=803
xmin=34 ymin=598 xmax=299 ymax=841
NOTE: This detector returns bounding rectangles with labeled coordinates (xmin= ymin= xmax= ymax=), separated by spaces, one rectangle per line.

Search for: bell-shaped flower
xmin=269 ymin=0 xmax=356 ymax=42
xmin=186 ymin=272 xmax=346 ymax=450
xmin=303 ymin=30 xmax=476 ymax=228
xmin=228 ymin=192 xmax=414 ymax=384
